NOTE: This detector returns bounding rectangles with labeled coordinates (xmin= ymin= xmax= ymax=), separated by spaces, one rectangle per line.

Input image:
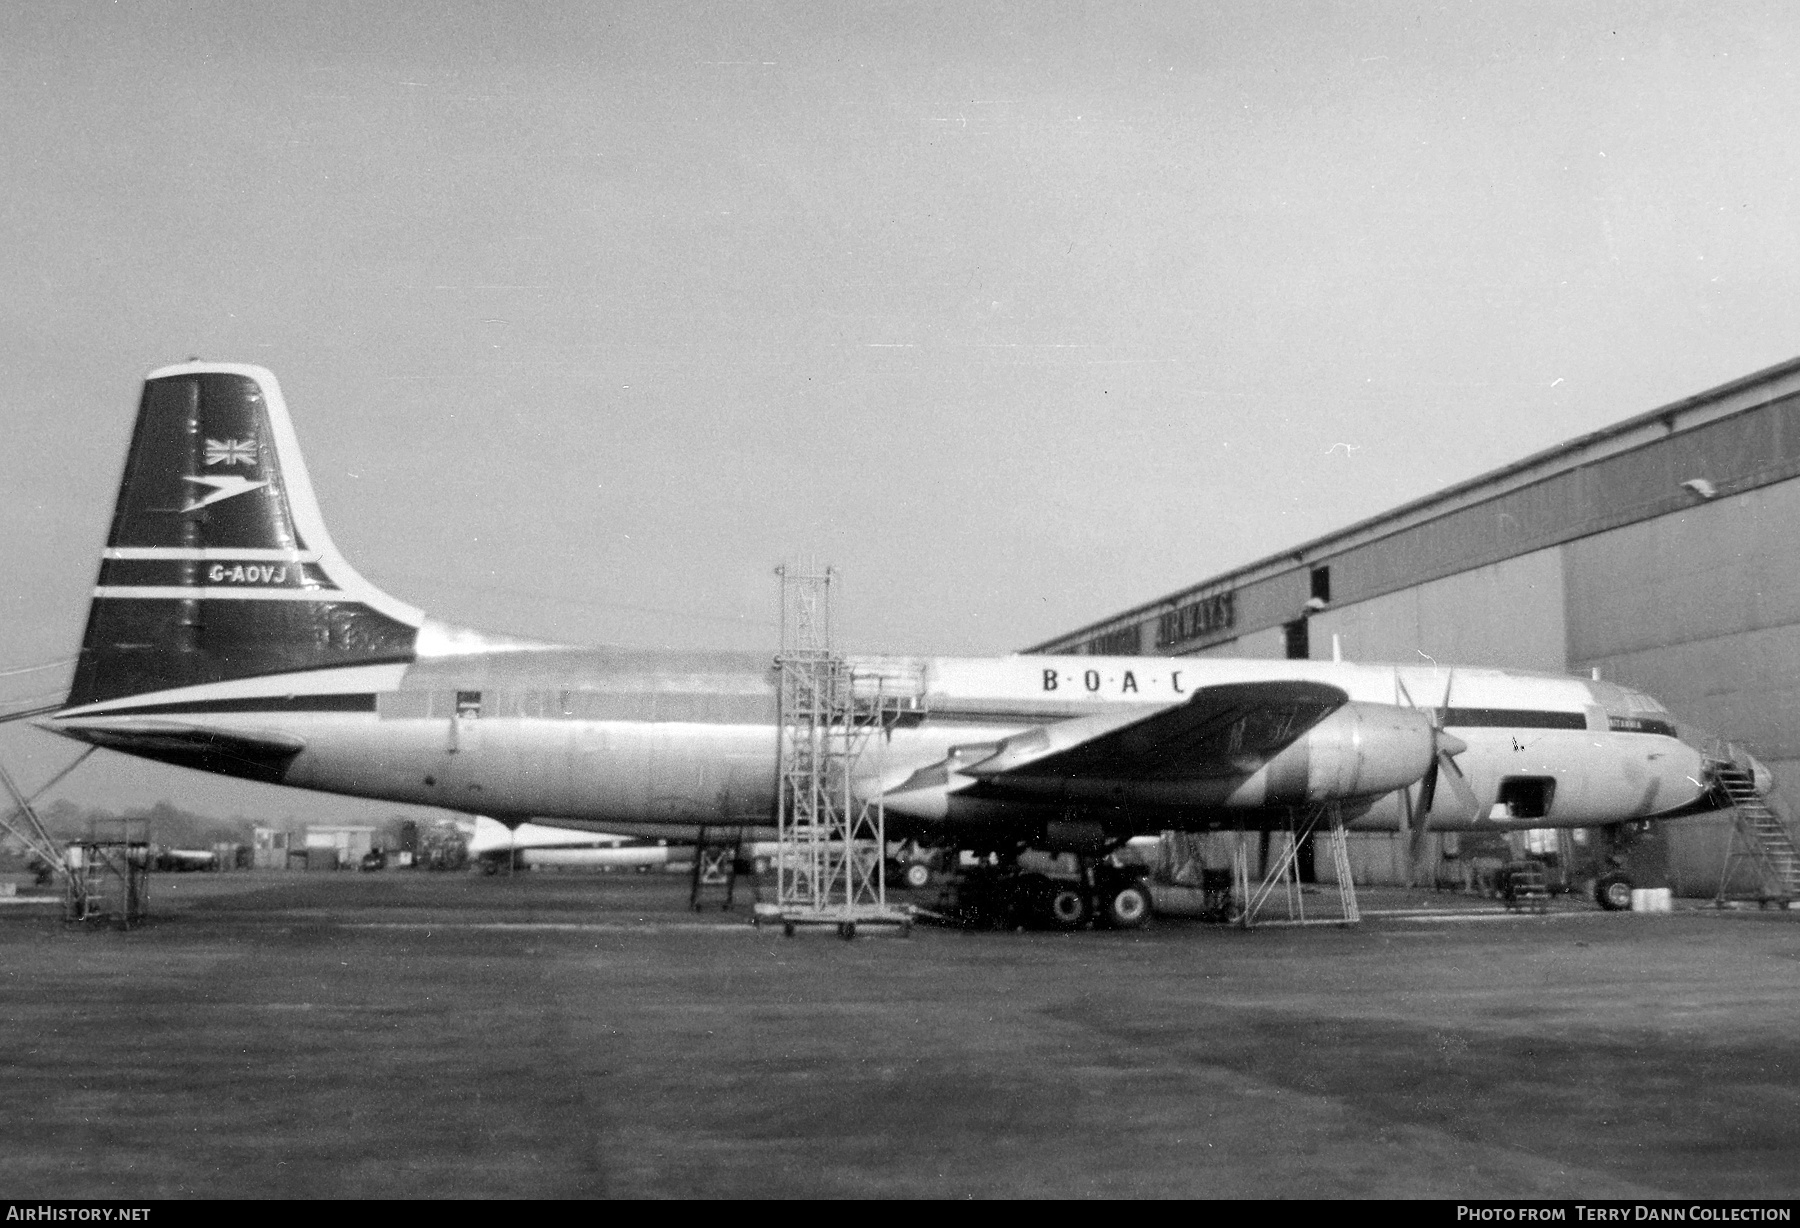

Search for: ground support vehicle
xmin=920 ymin=849 xmax=1153 ymax=931
xmin=1496 ymin=860 xmax=1551 ymax=913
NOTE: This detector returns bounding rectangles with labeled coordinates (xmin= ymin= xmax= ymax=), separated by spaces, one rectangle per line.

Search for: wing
xmin=881 ymin=680 xmax=1352 ymax=818
xmin=964 ymin=680 xmax=1349 ymax=784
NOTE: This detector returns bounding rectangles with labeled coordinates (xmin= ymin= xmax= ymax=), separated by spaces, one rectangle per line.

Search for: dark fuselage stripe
xmin=80 ymin=693 xmax=379 ymax=717
xmin=1443 ymin=708 xmax=1587 ymax=730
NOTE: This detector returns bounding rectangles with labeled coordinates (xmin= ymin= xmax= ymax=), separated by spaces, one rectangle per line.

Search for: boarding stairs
xmin=1707 ymin=750 xmax=1800 ymax=909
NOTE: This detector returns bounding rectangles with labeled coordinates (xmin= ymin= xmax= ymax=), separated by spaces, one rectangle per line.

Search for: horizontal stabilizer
xmin=44 ymin=717 xmax=305 ymax=783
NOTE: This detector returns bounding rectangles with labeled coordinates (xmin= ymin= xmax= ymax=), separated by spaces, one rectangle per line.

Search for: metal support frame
xmin=0 ymin=742 xmax=149 ymax=926
xmin=1 ymin=666 xmax=101 ymax=912
xmin=769 ymin=564 xmax=908 ymax=938
xmin=1237 ymin=803 xmax=1360 ymax=928
xmin=0 ymin=748 xmax=96 ymax=910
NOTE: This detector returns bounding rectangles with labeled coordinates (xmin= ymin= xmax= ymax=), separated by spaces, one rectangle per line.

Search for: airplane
xmin=465 ymin=815 xmax=791 ymax=876
xmin=466 ymin=815 xmax=642 ymax=859
xmin=34 ymin=362 xmax=1772 ymax=927
xmin=467 ymin=815 xmax=675 ymax=873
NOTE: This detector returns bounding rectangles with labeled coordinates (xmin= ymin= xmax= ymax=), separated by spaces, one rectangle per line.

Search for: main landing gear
xmin=1594 ymin=870 xmax=1634 ymax=911
xmin=932 ymin=850 xmax=1153 ymax=932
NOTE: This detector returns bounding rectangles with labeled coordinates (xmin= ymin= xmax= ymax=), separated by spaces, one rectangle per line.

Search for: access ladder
xmin=1709 ymin=757 xmax=1800 ymax=909
xmin=690 ymin=823 xmax=758 ymax=912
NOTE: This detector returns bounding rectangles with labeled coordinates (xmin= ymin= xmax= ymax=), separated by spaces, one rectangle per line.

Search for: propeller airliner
xmin=34 ymin=364 xmax=1766 ymax=925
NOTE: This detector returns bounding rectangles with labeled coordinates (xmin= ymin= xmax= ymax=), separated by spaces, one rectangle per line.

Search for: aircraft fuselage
xmin=47 ymin=641 xmax=1726 ymax=847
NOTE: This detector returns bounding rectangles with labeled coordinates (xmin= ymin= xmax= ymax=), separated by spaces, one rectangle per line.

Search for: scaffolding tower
xmin=64 ymin=815 xmax=151 ymax=927
xmin=768 ymin=564 xmax=910 ymax=939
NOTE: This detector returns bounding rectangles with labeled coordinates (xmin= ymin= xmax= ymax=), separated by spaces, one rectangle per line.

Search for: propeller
xmin=1395 ymin=671 xmax=1481 ymax=859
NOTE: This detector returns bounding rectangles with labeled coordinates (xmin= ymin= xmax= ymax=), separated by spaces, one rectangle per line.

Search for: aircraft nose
xmin=1685 ymin=725 xmax=1777 ymax=796
xmin=1748 ymin=753 xmax=1778 ymax=797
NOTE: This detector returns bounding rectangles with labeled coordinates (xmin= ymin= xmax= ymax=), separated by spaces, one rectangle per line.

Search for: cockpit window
xmin=1588 ymin=680 xmax=1676 ymax=736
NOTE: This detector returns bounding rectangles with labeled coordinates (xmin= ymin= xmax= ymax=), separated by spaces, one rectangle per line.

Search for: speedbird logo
xmin=205 ymin=437 xmax=257 ymax=466
xmin=183 ymin=474 xmax=269 ymax=511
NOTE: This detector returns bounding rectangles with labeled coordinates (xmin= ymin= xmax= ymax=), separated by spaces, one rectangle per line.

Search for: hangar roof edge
xmin=1025 ymin=352 xmax=1800 ymax=652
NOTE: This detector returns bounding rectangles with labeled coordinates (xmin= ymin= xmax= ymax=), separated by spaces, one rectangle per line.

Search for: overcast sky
xmin=7 ymin=1 xmax=1800 ymax=818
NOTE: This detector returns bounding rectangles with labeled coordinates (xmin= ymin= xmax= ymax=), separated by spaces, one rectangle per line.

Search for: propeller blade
xmin=1430 ymin=748 xmax=1482 ymax=822
xmin=1402 ymin=780 xmax=1429 ymax=881
xmin=1419 ymin=758 xmax=1440 ymax=813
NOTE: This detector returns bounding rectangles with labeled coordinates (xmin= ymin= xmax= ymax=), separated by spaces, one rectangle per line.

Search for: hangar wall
xmin=1565 ymin=478 xmax=1800 ymax=773
xmin=1244 ymin=546 xmax=1566 ymax=673
xmin=1190 ymin=625 xmax=1287 ymax=660
xmin=1029 ymin=354 xmax=1800 ymax=895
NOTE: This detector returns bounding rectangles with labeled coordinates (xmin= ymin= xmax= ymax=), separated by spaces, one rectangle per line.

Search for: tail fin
xmin=64 ymin=364 xmax=422 ymax=709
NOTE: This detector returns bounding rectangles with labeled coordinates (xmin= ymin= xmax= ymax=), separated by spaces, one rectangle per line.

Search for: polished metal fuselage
xmin=47 ymin=646 xmax=1724 ymax=843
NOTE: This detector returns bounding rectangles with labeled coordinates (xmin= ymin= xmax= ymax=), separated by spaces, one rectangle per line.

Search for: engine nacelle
xmin=1260 ymin=701 xmax=1438 ymax=805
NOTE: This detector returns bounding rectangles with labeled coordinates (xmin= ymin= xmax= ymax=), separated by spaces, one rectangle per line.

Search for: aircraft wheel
xmin=1045 ymin=886 xmax=1090 ymax=930
xmin=1103 ymin=882 xmax=1153 ymax=930
xmin=903 ymin=862 xmax=932 ymax=890
xmin=837 ymin=922 xmax=857 ymax=941
xmin=1595 ymin=872 xmax=1633 ymax=912
xmin=782 ymin=921 xmax=796 ymax=938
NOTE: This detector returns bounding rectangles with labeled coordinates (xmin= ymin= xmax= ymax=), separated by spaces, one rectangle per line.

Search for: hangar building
xmin=1026 ymin=356 xmax=1800 ymax=895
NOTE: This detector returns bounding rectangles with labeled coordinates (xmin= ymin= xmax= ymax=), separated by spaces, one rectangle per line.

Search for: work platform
xmin=769 ymin=564 xmax=913 ymax=938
